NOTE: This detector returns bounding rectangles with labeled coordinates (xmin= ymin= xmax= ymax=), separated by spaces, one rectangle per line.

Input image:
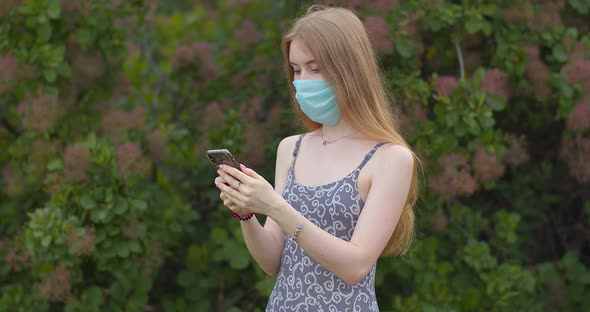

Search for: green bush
xmin=0 ymin=0 xmax=589 ymax=311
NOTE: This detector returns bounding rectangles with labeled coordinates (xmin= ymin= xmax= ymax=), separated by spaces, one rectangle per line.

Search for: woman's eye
xmin=310 ymin=68 xmax=320 ymax=73
xmin=293 ymin=70 xmax=301 ymax=74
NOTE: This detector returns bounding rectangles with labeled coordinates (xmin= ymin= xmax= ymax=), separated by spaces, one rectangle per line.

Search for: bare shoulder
xmin=276 ymin=134 xmax=303 ymax=169
xmin=373 ymin=144 xmax=415 ymax=171
xmin=277 ymin=134 xmax=301 ymax=157
xmin=274 ymin=134 xmax=303 ymax=187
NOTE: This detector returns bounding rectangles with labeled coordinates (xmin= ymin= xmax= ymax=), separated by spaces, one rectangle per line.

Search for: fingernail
xmin=240 ymin=164 xmax=246 ymax=169
xmin=217 ymin=169 xmax=221 ymax=175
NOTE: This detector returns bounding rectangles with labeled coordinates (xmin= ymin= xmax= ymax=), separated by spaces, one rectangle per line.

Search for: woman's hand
xmin=215 ymin=164 xmax=284 ymax=217
xmin=219 ymin=189 xmax=251 ymax=216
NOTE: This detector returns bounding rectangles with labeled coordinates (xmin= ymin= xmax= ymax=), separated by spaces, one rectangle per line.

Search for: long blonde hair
xmin=282 ymin=5 xmax=419 ymax=256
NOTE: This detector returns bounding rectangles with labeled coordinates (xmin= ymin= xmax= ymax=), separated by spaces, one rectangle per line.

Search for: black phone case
xmin=206 ymin=149 xmax=240 ymax=169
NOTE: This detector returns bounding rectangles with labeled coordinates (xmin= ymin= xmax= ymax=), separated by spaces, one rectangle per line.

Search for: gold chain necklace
xmin=320 ymin=127 xmax=356 ymax=146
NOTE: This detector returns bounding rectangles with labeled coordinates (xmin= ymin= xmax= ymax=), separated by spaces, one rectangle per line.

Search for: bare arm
xmin=219 ymin=136 xmax=298 ymax=276
xmin=270 ymin=144 xmax=414 ymax=285
xmin=218 ymin=144 xmax=414 ymax=285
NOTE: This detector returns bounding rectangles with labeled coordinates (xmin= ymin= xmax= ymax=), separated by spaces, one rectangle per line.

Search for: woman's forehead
xmin=289 ymin=38 xmax=316 ymax=63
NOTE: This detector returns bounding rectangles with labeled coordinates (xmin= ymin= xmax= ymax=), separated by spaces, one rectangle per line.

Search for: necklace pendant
xmin=322 ymin=140 xmax=327 ymax=146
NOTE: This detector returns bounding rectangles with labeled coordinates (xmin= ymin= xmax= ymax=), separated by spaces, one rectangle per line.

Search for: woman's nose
xmin=299 ymin=70 xmax=311 ymax=80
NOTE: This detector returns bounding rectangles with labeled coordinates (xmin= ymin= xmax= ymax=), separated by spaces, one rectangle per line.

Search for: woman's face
xmin=289 ymin=38 xmax=324 ymax=81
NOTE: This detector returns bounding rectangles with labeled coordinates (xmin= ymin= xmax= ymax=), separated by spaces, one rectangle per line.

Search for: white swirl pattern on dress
xmin=266 ymin=134 xmax=384 ymax=312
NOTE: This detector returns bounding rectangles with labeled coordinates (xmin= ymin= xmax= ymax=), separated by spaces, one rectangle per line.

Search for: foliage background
xmin=1 ymin=0 xmax=589 ymax=311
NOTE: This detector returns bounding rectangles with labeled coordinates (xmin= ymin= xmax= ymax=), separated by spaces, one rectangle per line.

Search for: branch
xmin=0 ymin=118 xmax=21 ymax=137
xmin=455 ymin=42 xmax=465 ymax=79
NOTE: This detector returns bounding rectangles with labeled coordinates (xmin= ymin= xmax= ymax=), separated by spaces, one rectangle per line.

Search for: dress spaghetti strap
xmin=356 ymin=142 xmax=387 ymax=172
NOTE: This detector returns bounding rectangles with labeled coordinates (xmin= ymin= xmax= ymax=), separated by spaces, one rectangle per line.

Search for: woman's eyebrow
xmin=289 ymin=60 xmax=317 ymax=66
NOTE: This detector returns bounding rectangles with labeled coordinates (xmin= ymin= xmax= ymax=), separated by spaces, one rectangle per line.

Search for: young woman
xmin=214 ymin=5 xmax=418 ymax=311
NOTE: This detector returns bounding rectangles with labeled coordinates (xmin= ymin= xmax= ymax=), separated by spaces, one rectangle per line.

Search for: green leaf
xmin=130 ymin=199 xmax=147 ymax=211
xmin=83 ymin=286 xmax=103 ymax=306
xmin=177 ymin=270 xmax=194 ymax=287
xmin=465 ymin=19 xmax=481 ymax=34
xmin=87 ymin=133 xmax=97 ymax=149
xmin=80 ymin=196 xmax=96 ymax=210
xmin=395 ymin=37 xmax=414 ymax=58
xmin=114 ymin=199 xmax=128 ymax=215
xmin=552 ymin=44 xmax=568 ymax=63
xmin=445 ymin=111 xmax=459 ymax=127
xmin=116 ymin=243 xmax=130 ymax=257
xmin=41 ymin=236 xmax=52 ymax=247
xmin=43 ymin=70 xmax=57 ymax=82
xmin=486 ymin=94 xmax=505 ymax=111
xmin=211 ymin=228 xmax=228 ymax=245
xmin=75 ymin=28 xmax=94 ymax=47
xmin=47 ymin=0 xmax=61 ymax=19
xmin=569 ymin=0 xmax=590 ymax=14
xmin=47 ymin=158 xmax=63 ymax=171
xmin=128 ymin=240 xmax=141 ymax=253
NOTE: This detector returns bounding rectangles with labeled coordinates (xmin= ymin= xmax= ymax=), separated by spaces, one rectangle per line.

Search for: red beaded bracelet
xmin=231 ymin=211 xmax=255 ymax=221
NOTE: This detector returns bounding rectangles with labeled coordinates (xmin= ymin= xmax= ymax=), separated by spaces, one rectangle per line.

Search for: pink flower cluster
xmin=171 ymin=42 xmax=219 ymax=77
xmin=142 ymin=240 xmax=163 ymax=277
xmin=429 ymin=153 xmax=478 ymax=200
xmin=398 ymin=103 xmax=428 ymax=138
xmin=560 ymin=135 xmax=590 ymax=184
xmin=72 ymin=52 xmax=104 ymax=84
xmin=569 ymin=42 xmax=588 ymax=64
xmin=63 ymin=143 xmax=91 ymax=182
xmin=0 ymin=0 xmax=22 ymax=18
xmin=501 ymin=2 xmax=563 ymax=31
xmin=116 ymin=141 xmax=147 ymax=180
xmin=530 ymin=2 xmax=563 ymax=32
xmin=481 ymin=69 xmax=510 ymax=101
xmin=234 ymin=19 xmax=261 ymax=46
xmin=429 ymin=214 xmax=449 ymax=231
xmin=435 ymin=76 xmax=459 ymax=97
xmin=147 ymin=130 xmax=167 ymax=162
xmin=566 ymin=102 xmax=590 ymax=132
xmin=523 ymin=45 xmax=551 ymax=101
xmin=0 ymin=54 xmax=19 ymax=93
xmin=202 ymin=101 xmax=224 ymax=132
xmin=37 ymin=264 xmax=72 ymax=302
xmin=101 ymin=107 xmax=145 ymax=139
xmin=472 ymin=145 xmax=506 ymax=183
xmin=240 ymin=96 xmax=263 ymax=122
xmin=504 ymin=134 xmax=529 ymax=167
xmin=364 ymin=16 xmax=394 ymax=54
xmin=243 ymin=124 xmax=268 ymax=166
xmin=121 ymin=217 xmax=145 ymax=240
xmin=2 ymin=166 xmax=25 ymax=196
xmin=2 ymin=237 xmax=30 ymax=272
xmin=31 ymin=140 xmax=59 ymax=170
xmin=500 ymin=2 xmax=534 ymax=24
xmin=66 ymin=226 xmax=96 ymax=256
xmin=562 ymin=60 xmax=590 ymax=93
xmin=17 ymin=94 xmax=62 ymax=132
xmin=60 ymin=0 xmax=92 ymax=15
xmin=43 ymin=173 xmax=62 ymax=195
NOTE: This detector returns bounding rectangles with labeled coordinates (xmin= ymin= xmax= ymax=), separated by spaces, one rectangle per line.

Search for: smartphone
xmin=206 ymin=149 xmax=241 ymax=169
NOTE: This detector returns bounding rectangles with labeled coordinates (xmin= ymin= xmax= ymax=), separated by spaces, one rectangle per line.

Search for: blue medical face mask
xmin=292 ymin=79 xmax=341 ymax=126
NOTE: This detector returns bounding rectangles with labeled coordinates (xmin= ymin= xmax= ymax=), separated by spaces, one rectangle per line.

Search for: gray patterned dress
xmin=266 ymin=134 xmax=385 ymax=312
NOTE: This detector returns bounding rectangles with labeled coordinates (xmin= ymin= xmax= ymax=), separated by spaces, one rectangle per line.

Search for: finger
xmin=239 ymin=164 xmax=263 ymax=180
xmin=217 ymin=168 xmax=242 ymax=189
xmin=216 ymin=180 xmax=247 ymax=204
xmin=220 ymin=164 xmax=252 ymax=183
